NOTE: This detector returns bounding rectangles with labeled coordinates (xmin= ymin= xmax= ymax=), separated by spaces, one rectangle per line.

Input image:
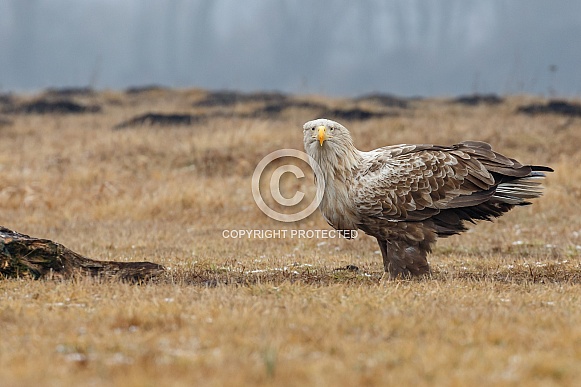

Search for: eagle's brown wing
xmin=352 ymin=141 xmax=536 ymax=223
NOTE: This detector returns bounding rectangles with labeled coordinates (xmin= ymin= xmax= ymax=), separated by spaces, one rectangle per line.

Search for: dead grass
xmin=1 ymin=90 xmax=581 ymax=386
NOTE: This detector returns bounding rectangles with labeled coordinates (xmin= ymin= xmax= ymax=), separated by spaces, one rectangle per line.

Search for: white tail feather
xmin=493 ymin=174 xmax=546 ymax=204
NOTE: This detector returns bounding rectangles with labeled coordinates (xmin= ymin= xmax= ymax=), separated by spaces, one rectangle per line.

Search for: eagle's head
xmin=303 ymin=118 xmax=361 ymax=174
xmin=303 ymin=118 xmax=353 ymax=153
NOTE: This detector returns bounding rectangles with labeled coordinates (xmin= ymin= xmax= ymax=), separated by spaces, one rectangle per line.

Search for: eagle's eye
xmin=311 ymin=127 xmax=315 ymax=131
xmin=330 ymin=127 xmax=334 ymax=131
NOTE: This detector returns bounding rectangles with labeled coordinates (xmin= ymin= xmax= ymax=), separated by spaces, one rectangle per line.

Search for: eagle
xmin=303 ymin=118 xmax=552 ymax=279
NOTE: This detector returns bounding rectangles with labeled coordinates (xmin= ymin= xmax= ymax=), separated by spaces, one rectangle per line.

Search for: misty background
xmin=1 ymin=0 xmax=580 ymax=97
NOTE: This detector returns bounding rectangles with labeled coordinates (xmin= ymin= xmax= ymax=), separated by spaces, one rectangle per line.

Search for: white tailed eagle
xmin=303 ymin=118 xmax=552 ymax=279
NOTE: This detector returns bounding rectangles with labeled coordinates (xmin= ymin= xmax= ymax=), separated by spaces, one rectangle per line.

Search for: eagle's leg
xmin=378 ymin=239 xmax=394 ymax=282
xmin=377 ymin=238 xmax=431 ymax=279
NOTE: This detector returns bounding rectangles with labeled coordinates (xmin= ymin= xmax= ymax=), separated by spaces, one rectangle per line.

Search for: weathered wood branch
xmin=0 ymin=226 xmax=165 ymax=281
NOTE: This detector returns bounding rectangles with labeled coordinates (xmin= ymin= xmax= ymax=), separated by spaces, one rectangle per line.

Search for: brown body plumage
xmin=303 ymin=118 xmax=552 ymax=279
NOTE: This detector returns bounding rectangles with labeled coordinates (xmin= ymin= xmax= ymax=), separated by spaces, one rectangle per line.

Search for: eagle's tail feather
xmin=492 ymin=170 xmax=548 ymax=205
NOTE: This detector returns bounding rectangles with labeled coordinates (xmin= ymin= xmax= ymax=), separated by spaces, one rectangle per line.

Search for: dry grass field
xmin=1 ymin=88 xmax=580 ymax=386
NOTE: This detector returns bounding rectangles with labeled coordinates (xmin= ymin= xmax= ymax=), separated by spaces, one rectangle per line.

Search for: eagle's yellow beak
xmin=317 ymin=125 xmax=327 ymax=146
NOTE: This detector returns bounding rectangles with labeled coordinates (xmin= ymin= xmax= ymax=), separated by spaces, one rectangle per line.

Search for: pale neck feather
xmin=306 ymin=138 xmax=362 ymax=231
xmin=309 ymin=139 xmax=362 ymax=183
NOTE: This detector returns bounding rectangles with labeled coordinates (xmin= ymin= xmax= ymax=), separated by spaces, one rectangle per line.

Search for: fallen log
xmin=0 ymin=226 xmax=165 ymax=281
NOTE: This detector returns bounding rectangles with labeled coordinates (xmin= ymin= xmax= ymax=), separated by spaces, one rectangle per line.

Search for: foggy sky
xmin=1 ymin=0 xmax=580 ymax=97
